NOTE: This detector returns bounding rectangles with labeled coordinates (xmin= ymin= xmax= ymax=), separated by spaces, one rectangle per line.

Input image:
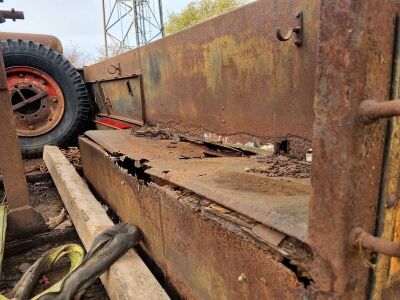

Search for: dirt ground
xmin=0 ymin=154 xmax=109 ymax=299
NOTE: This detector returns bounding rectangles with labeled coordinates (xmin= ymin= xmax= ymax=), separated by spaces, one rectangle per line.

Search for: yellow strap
xmin=1 ymin=243 xmax=84 ymax=300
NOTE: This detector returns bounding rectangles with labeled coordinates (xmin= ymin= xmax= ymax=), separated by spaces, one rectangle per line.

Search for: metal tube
xmin=158 ymin=0 xmax=164 ymax=37
xmin=132 ymin=0 xmax=140 ymax=47
xmin=0 ymin=9 xmax=24 ymax=21
xmin=359 ymin=99 xmax=400 ymax=124
xmin=351 ymin=227 xmax=400 ymax=258
xmin=101 ymin=0 xmax=109 ymax=58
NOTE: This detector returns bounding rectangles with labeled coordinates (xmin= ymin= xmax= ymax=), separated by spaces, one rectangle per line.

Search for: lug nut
xmin=52 ymin=97 xmax=58 ymax=103
xmin=18 ymin=73 xmax=24 ymax=78
xmin=28 ymin=125 xmax=35 ymax=130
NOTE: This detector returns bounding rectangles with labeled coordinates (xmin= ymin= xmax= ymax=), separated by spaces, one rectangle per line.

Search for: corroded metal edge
xmin=309 ymin=1 xmax=398 ymax=299
xmin=79 ymin=136 xmax=313 ymax=299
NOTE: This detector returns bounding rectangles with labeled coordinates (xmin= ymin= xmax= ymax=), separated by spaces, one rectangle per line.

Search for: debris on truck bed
xmin=249 ymin=155 xmax=311 ymax=179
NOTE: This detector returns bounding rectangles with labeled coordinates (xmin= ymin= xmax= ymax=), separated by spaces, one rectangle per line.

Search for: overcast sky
xmin=0 ymin=0 xmax=191 ymax=57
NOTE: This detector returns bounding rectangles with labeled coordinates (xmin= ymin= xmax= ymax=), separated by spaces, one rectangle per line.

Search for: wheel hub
xmin=6 ymin=66 xmax=65 ymax=137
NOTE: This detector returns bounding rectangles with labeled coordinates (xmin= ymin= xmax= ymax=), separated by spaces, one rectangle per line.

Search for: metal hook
xmin=108 ymin=63 xmax=121 ymax=76
xmin=276 ymin=11 xmax=303 ymax=47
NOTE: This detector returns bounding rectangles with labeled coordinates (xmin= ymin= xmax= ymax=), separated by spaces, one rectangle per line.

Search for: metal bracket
xmin=276 ymin=11 xmax=303 ymax=47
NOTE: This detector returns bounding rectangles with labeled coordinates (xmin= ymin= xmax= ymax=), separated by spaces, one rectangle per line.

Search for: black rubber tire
xmin=0 ymin=39 xmax=90 ymax=158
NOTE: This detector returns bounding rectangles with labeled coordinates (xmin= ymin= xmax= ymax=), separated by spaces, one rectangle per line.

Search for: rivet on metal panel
xmin=238 ymin=273 xmax=247 ymax=282
xmin=359 ymin=99 xmax=400 ymax=124
xmin=276 ymin=11 xmax=303 ymax=47
xmin=350 ymin=227 xmax=400 ymax=259
xmin=386 ymin=194 xmax=398 ymax=208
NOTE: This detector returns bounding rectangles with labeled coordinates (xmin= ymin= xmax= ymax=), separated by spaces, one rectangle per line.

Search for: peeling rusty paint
xmin=84 ymin=0 xmax=319 ymax=142
xmin=309 ymin=1 xmax=399 ymax=299
xmin=79 ymin=0 xmax=400 ymax=297
xmin=79 ymin=135 xmax=312 ymax=299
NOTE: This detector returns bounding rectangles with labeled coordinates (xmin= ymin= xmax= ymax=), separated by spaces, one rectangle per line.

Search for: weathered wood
xmin=43 ymin=145 xmax=169 ymax=300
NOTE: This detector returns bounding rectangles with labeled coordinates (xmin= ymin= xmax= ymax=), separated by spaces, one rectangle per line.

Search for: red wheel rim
xmin=6 ymin=66 xmax=65 ymax=137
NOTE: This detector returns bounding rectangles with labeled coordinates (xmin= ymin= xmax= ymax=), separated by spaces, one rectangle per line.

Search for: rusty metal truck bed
xmin=83 ymin=129 xmax=309 ymax=242
xmin=79 ymin=129 xmax=313 ymax=299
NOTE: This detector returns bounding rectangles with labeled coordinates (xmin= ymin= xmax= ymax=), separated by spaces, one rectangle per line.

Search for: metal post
xmin=158 ymin=0 xmax=164 ymax=37
xmin=0 ymin=4 xmax=45 ymax=237
xmin=0 ymin=49 xmax=29 ymax=211
xmin=102 ymin=0 xmax=109 ymax=58
xmin=0 ymin=47 xmax=45 ymax=237
xmin=132 ymin=0 xmax=140 ymax=47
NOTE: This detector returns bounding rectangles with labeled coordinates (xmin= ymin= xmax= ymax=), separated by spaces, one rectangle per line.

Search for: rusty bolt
xmin=28 ymin=125 xmax=35 ymax=130
xmin=51 ymin=97 xmax=58 ymax=103
xmin=19 ymin=73 xmax=24 ymax=78
xmin=386 ymin=194 xmax=398 ymax=208
xmin=48 ymin=117 xmax=53 ymax=122
xmin=238 ymin=273 xmax=247 ymax=282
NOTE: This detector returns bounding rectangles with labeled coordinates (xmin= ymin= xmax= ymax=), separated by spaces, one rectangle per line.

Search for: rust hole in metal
xmin=281 ymin=258 xmax=313 ymax=288
xmin=116 ymin=156 xmax=151 ymax=185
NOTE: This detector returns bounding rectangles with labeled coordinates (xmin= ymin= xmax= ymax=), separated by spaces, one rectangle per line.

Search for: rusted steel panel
xmin=309 ymin=1 xmax=399 ymax=298
xmin=84 ymin=50 xmax=141 ymax=82
xmin=140 ymin=0 xmax=318 ymax=140
xmin=97 ymin=76 xmax=144 ymax=125
xmin=84 ymin=0 xmax=319 ymax=142
xmin=79 ymin=136 xmax=310 ymax=299
xmin=84 ymin=129 xmax=310 ymax=242
xmin=148 ymin=161 xmax=309 ymax=242
xmin=369 ymin=15 xmax=400 ymax=299
xmin=0 ymin=32 xmax=63 ymax=53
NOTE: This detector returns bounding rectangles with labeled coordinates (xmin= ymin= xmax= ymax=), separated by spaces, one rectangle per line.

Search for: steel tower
xmin=101 ymin=0 xmax=164 ymax=57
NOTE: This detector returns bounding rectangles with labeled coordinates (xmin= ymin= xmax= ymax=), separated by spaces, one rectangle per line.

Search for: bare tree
xmin=63 ymin=42 xmax=94 ymax=68
xmin=95 ymin=43 xmax=127 ymax=63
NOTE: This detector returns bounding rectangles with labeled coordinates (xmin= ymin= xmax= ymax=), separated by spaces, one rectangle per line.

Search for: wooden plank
xmin=43 ymin=146 xmax=169 ymax=300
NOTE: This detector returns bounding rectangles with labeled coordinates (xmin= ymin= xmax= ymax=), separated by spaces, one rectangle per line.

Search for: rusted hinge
xmin=350 ymin=227 xmax=400 ymax=261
